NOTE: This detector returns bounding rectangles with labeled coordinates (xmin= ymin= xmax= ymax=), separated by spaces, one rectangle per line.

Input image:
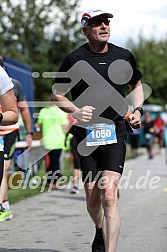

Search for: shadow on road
xmin=0 ymin=249 xmax=59 ymax=252
xmin=50 ymin=194 xmax=86 ymax=202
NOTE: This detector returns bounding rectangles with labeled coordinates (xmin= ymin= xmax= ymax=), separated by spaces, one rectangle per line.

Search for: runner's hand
xmin=72 ymin=106 xmax=95 ymax=123
xmin=26 ymin=134 xmax=33 ymax=148
xmin=128 ymin=111 xmax=141 ymax=129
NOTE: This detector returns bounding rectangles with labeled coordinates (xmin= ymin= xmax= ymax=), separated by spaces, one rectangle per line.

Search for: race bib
xmin=86 ymin=123 xmax=117 ymax=146
xmin=0 ymin=136 xmax=4 ymax=151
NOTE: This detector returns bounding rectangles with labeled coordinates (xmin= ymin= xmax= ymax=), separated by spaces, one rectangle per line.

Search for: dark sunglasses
xmin=88 ymin=19 xmax=110 ymax=28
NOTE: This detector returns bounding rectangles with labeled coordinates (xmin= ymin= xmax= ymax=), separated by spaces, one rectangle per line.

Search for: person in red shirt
xmin=153 ymin=113 xmax=164 ymax=154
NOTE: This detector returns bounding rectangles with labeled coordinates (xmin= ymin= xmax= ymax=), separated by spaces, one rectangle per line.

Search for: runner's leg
xmin=84 ymin=181 xmax=103 ymax=228
xmin=0 ymin=151 xmax=4 ymax=185
xmin=0 ymin=160 xmax=11 ymax=204
xmin=101 ymin=171 xmax=121 ymax=252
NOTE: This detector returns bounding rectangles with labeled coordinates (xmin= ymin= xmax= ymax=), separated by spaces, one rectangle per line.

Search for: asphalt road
xmin=0 ymin=148 xmax=167 ymax=252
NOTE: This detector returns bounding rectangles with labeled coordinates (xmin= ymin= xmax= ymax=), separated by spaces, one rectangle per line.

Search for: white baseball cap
xmin=81 ymin=8 xmax=113 ymax=27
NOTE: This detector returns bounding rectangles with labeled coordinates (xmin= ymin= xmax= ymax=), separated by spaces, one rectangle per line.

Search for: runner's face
xmin=84 ymin=16 xmax=110 ymax=43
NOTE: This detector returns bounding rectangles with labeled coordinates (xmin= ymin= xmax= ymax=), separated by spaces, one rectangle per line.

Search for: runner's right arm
xmin=55 ymin=94 xmax=95 ymax=123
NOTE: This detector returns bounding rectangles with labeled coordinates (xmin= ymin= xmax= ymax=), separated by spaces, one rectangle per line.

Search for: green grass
xmin=8 ymin=182 xmax=46 ymax=204
xmin=126 ymin=149 xmax=133 ymax=160
xmin=8 ymin=158 xmax=73 ymax=204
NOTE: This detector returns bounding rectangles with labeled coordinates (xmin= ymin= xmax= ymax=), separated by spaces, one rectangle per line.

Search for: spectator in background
xmin=0 ymin=77 xmax=32 ymax=222
xmin=142 ymin=111 xmax=154 ymax=159
xmin=37 ymin=94 xmax=68 ymax=190
xmin=0 ymin=66 xmax=18 ymax=222
xmin=153 ymin=112 xmax=164 ymax=155
xmin=65 ymin=114 xmax=81 ymax=194
xmin=69 ymin=136 xmax=81 ymax=194
xmin=161 ymin=109 xmax=167 ymax=163
xmin=129 ymin=128 xmax=141 ymax=158
xmin=0 ymin=66 xmax=18 ymax=185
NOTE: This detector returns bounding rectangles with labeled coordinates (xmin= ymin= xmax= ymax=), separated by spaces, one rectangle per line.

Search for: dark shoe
xmin=92 ymin=228 xmax=105 ymax=252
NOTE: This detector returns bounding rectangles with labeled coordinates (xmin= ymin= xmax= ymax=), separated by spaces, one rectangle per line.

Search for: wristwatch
xmin=133 ymin=107 xmax=143 ymax=117
xmin=0 ymin=113 xmax=3 ymax=123
xmin=26 ymin=131 xmax=33 ymax=136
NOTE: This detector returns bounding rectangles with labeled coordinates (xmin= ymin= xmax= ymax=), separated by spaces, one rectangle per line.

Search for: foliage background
xmin=0 ymin=0 xmax=167 ymax=107
xmin=0 ymin=0 xmax=85 ymax=101
xmin=127 ymin=36 xmax=167 ymax=107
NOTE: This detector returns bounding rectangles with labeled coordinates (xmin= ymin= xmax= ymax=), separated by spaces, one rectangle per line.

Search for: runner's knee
xmin=102 ymin=186 xmax=118 ymax=208
xmin=86 ymin=193 xmax=101 ymax=210
xmin=87 ymin=200 xmax=101 ymax=214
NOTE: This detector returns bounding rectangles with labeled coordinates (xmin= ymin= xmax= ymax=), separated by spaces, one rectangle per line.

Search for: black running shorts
xmin=76 ymin=135 xmax=127 ymax=183
xmin=4 ymin=130 xmax=19 ymax=160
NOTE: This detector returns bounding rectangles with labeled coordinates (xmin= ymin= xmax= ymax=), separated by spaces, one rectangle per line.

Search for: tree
xmin=0 ymin=0 xmax=84 ymax=100
xmin=127 ymin=35 xmax=167 ymax=107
